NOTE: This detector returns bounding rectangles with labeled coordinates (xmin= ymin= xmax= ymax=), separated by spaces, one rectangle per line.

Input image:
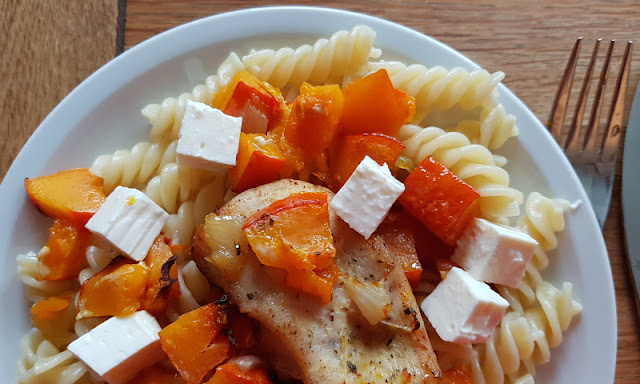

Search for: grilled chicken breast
xmin=192 ymin=179 xmax=441 ymax=383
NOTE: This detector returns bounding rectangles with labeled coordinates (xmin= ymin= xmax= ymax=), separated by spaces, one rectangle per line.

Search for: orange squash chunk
xmin=206 ymin=362 xmax=272 ymax=384
xmin=285 ymin=263 xmax=339 ymax=304
xmin=30 ymin=294 xmax=73 ymax=323
xmin=442 ymin=366 xmax=472 ymax=384
xmin=128 ymin=364 xmax=181 ymax=384
xmin=339 ymin=70 xmax=415 ymax=137
xmin=212 ymin=71 xmax=286 ymax=134
xmin=230 ymin=133 xmax=286 ymax=193
xmin=225 ymin=308 xmax=257 ymax=352
xmin=159 ymin=303 xmax=229 ymax=384
xmin=328 ymin=133 xmax=405 ymax=191
xmin=25 ymin=168 xmax=106 ymax=225
xmin=269 ymin=83 xmax=343 ymax=177
xmin=399 ymin=156 xmax=481 ymax=246
xmin=142 ymin=236 xmax=180 ymax=317
xmin=39 ymin=219 xmax=90 ymax=280
xmin=77 ymin=258 xmax=149 ymax=318
xmin=243 ymin=192 xmax=336 ymax=271
xmin=376 ymin=211 xmax=422 ymax=288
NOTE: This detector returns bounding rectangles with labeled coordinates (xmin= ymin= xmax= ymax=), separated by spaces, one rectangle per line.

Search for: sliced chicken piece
xmin=192 ymin=179 xmax=442 ymax=383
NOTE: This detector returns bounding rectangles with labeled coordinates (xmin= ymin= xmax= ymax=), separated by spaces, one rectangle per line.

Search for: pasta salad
xmin=15 ymin=25 xmax=581 ymax=384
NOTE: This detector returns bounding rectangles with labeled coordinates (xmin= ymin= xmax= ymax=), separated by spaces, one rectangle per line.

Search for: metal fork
xmin=548 ymin=38 xmax=633 ymax=228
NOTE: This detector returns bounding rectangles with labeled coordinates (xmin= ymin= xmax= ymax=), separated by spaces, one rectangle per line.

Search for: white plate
xmin=0 ymin=6 xmax=615 ymax=383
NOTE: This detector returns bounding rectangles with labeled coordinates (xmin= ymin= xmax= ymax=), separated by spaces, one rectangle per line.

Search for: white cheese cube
xmin=452 ymin=218 xmax=538 ymax=288
xmin=85 ymin=186 xmax=169 ymax=261
xmin=67 ymin=311 xmax=163 ymax=384
xmin=176 ymin=100 xmax=242 ymax=171
xmin=421 ymin=267 xmax=508 ymax=344
xmin=329 ymin=156 xmax=405 ymax=239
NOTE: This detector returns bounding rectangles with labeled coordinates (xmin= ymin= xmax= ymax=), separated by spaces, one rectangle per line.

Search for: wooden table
xmin=2 ymin=0 xmax=639 ymax=382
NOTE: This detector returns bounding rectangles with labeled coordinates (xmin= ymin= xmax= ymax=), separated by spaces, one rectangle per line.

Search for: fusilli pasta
xmin=368 ymin=61 xmax=503 ymax=122
xmin=453 ymin=104 xmax=518 ymax=151
xmin=398 ymin=124 xmax=523 ymax=220
xmin=242 ymin=25 xmax=381 ymax=90
xmin=89 ymin=140 xmax=177 ymax=194
xmin=141 ymin=53 xmax=245 ymax=143
xmin=144 ymin=163 xmax=217 ymax=214
xmin=17 ymin=329 xmax=93 ymax=384
xmin=17 ymin=250 xmax=77 ymax=303
xmin=470 ymin=193 xmax=581 ymax=384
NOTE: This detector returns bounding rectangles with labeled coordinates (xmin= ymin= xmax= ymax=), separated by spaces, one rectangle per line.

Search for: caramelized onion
xmin=342 ymin=277 xmax=391 ymax=326
xmin=203 ymin=214 xmax=249 ymax=279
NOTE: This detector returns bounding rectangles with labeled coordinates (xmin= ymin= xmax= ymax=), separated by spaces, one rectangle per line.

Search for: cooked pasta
xmin=368 ymin=61 xmax=503 ymax=122
xmin=17 ymin=329 xmax=93 ymax=384
xmin=143 ymin=162 xmax=217 ymax=214
xmin=90 ymin=140 xmax=177 ymax=194
xmin=17 ymin=250 xmax=77 ymax=303
xmin=241 ymin=25 xmax=381 ymax=90
xmin=469 ymin=193 xmax=581 ymax=384
xmin=162 ymin=174 xmax=228 ymax=250
xmin=453 ymin=104 xmax=518 ymax=151
xmin=141 ymin=53 xmax=245 ymax=143
xmin=398 ymin=124 xmax=523 ymax=220
xmin=77 ymin=241 xmax=116 ymax=285
xmin=517 ymin=192 xmax=570 ymax=252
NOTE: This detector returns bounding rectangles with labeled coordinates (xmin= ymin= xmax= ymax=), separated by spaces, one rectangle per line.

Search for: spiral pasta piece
xmin=144 ymin=162 xmax=217 ymax=214
xmin=141 ymin=53 xmax=245 ymax=142
xmin=241 ymin=25 xmax=381 ymax=89
xmin=368 ymin=61 xmax=504 ymax=122
xmin=162 ymin=174 xmax=228 ymax=249
xmin=17 ymin=329 xmax=92 ymax=384
xmin=453 ymin=104 xmax=518 ymax=150
xmin=90 ymin=140 xmax=177 ymax=194
xmin=78 ymin=240 xmax=116 ymax=285
xmin=471 ymin=192 xmax=581 ymax=384
xmin=517 ymin=192 xmax=570 ymax=251
xmin=398 ymin=124 xmax=523 ymax=219
xmin=17 ymin=250 xmax=77 ymax=303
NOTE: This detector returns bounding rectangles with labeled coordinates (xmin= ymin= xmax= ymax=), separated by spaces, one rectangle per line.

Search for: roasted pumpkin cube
xmin=40 ymin=218 xmax=90 ymax=280
xmin=25 ymin=168 xmax=106 ymax=225
xmin=285 ymin=263 xmax=340 ymax=304
xmin=127 ymin=364 xmax=182 ymax=384
xmin=206 ymin=362 xmax=272 ymax=384
xmin=230 ymin=133 xmax=286 ymax=193
xmin=212 ymin=71 xmax=285 ymax=134
xmin=77 ymin=258 xmax=149 ymax=319
xmin=158 ymin=303 xmax=229 ymax=384
xmin=339 ymin=70 xmax=415 ymax=137
xmin=269 ymin=83 xmax=344 ymax=178
xmin=328 ymin=133 xmax=405 ymax=191
xmin=142 ymin=235 xmax=180 ymax=317
xmin=399 ymin=156 xmax=480 ymax=246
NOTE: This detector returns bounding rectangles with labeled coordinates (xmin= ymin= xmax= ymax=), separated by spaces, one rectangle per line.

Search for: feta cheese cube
xmin=67 ymin=311 xmax=163 ymax=384
xmin=421 ymin=267 xmax=508 ymax=344
xmin=85 ymin=186 xmax=169 ymax=261
xmin=452 ymin=218 xmax=538 ymax=288
xmin=176 ymin=100 xmax=242 ymax=171
xmin=329 ymin=156 xmax=405 ymax=239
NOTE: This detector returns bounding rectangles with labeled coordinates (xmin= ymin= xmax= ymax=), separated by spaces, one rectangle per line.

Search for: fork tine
xmin=548 ymin=37 xmax=582 ymax=145
xmin=566 ymin=38 xmax=602 ymax=154
xmin=583 ymin=40 xmax=615 ymax=157
xmin=601 ymin=41 xmax=633 ymax=163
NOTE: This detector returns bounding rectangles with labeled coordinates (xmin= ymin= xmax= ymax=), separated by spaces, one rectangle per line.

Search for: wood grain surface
xmin=1 ymin=0 xmax=640 ymax=382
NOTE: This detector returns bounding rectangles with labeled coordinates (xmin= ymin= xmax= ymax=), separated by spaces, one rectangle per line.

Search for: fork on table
xmin=548 ymin=37 xmax=633 ymax=228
